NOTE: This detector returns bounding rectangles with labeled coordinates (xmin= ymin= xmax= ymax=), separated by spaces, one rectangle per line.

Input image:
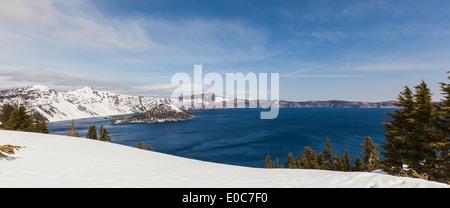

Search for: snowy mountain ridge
xmin=0 ymin=85 xmax=398 ymax=122
xmin=0 ymin=85 xmax=168 ymax=122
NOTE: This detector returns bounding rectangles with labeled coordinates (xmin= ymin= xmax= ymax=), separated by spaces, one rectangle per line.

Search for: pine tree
xmin=396 ymin=80 xmax=437 ymax=176
xmin=146 ymin=144 xmax=153 ymax=151
xmin=381 ymin=86 xmax=414 ymax=175
xmin=295 ymin=154 xmax=303 ymax=169
xmin=342 ymin=150 xmax=352 ymax=171
xmin=433 ymin=73 xmax=450 ymax=182
xmin=0 ymin=104 xmax=15 ymax=129
xmin=5 ymin=104 xmax=33 ymax=131
xmin=98 ymin=125 xmax=112 ymax=142
xmin=301 ymin=147 xmax=317 ymax=169
xmin=323 ymin=138 xmax=334 ymax=170
xmin=86 ymin=125 xmax=98 ymax=140
xmin=316 ymin=152 xmax=326 ymax=170
xmin=31 ymin=114 xmax=41 ymax=133
xmin=31 ymin=115 xmax=49 ymax=133
xmin=333 ymin=153 xmax=342 ymax=171
xmin=38 ymin=116 xmax=50 ymax=133
xmin=66 ymin=119 xmax=80 ymax=137
xmin=265 ymin=154 xmax=274 ymax=168
xmin=362 ymin=136 xmax=380 ymax=172
xmin=353 ymin=155 xmax=364 ymax=171
xmin=286 ymin=152 xmax=295 ymax=169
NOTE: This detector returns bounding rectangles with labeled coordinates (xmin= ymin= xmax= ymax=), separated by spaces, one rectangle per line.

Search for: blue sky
xmin=0 ymin=0 xmax=449 ymax=101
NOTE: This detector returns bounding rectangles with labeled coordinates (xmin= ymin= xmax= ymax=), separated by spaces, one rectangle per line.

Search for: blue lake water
xmin=47 ymin=108 xmax=393 ymax=168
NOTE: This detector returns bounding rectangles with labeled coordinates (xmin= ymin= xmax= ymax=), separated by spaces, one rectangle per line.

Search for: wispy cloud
xmin=0 ymin=0 xmax=272 ymax=68
xmin=0 ymin=0 xmax=156 ymax=52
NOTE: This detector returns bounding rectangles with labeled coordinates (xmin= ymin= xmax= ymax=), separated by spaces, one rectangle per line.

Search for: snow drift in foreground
xmin=0 ymin=130 xmax=448 ymax=188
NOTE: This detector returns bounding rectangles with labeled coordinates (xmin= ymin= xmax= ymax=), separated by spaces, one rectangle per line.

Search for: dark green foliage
xmin=0 ymin=104 xmax=15 ymax=128
xmin=361 ymin=136 xmax=380 ymax=172
xmin=4 ymin=104 xmax=33 ymax=132
xmin=342 ymin=150 xmax=352 ymax=171
xmin=316 ymin=152 xmax=326 ymax=170
xmin=86 ymin=125 xmax=98 ymax=140
xmin=0 ymin=104 xmax=49 ymax=134
xmin=323 ymin=138 xmax=334 ymax=170
xmin=381 ymin=86 xmax=414 ymax=175
xmin=434 ymin=72 xmax=450 ymax=182
xmin=408 ymin=81 xmax=435 ymax=174
xmin=381 ymin=76 xmax=449 ymax=183
xmin=98 ymin=125 xmax=112 ymax=142
xmin=353 ymin=155 xmax=364 ymax=171
xmin=32 ymin=114 xmax=50 ymax=134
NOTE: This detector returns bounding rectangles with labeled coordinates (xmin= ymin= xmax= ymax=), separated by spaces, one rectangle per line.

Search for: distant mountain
xmin=169 ymin=93 xmax=398 ymax=110
xmin=111 ymin=104 xmax=196 ymax=124
xmin=0 ymin=85 xmax=397 ymax=122
xmin=0 ymin=85 xmax=170 ymax=122
xmin=278 ymin=100 xmax=397 ymax=109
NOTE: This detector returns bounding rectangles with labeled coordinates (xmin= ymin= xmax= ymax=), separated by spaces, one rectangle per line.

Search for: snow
xmin=0 ymin=130 xmax=448 ymax=188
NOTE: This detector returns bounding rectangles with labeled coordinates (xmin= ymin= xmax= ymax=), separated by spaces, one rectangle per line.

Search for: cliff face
xmin=166 ymin=93 xmax=398 ymax=109
xmin=278 ymin=100 xmax=398 ymax=109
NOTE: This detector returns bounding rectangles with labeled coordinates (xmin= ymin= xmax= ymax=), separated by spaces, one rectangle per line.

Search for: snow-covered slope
xmin=0 ymin=85 xmax=167 ymax=122
xmin=0 ymin=130 xmax=447 ymax=188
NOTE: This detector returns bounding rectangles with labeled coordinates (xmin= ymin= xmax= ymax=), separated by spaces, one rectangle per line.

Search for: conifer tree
xmin=86 ymin=125 xmax=98 ymax=140
xmin=353 ymin=155 xmax=364 ymax=171
xmin=408 ymin=80 xmax=436 ymax=175
xmin=433 ymin=73 xmax=450 ymax=182
xmin=32 ymin=115 xmax=49 ymax=133
xmin=0 ymin=104 xmax=15 ymax=129
xmin=286 ymin=152 xmax=295 ymax=169
xmin=99 ymin=125 xmax=112 ymax=142
xmin=342 ymin=150 xmax=352 ymax=171
xmin=5 ymin=104 xmax=33 ymax=131
xmin=333 ymin=153 xmax=342 ymax=171
xmin=323 ymin=138 xmax=334 ymax=170
xmin=381 ymin=86 xmax=414 ymax=175
xmin=362 ymin=136 xmax=380 ymax=172
xmin=295 ymin=154 xmax=303 ymax=169
xmin=38 ymin=116 xmax=50 ymax=134
xmin=301 ymin=147 xmax=317 ymax=169
xmin=265 ymin=154 xmax=274 ymax=168
xmin=316 ymin=152 xmax=326 ymax=170
xmin=146 ymin=144 xmax=153 ymax=151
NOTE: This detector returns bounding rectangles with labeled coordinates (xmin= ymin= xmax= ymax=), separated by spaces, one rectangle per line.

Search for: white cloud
xmin=0 ymin=0 xmax=156 ymax=52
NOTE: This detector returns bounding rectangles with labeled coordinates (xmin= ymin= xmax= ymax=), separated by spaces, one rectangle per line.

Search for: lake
xmin=48 ymin=108 xmax=393 ymax=168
